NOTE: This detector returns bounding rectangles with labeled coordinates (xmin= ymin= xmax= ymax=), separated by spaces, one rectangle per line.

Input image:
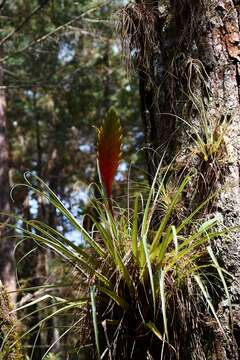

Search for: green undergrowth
xmin=0 ymin=167 xmax=236 ymax=359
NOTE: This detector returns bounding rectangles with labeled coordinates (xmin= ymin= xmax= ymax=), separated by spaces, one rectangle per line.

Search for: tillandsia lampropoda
xmin=97 ymin=107 xmax=123 ymax=213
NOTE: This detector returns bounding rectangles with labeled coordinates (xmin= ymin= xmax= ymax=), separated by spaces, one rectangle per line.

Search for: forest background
xmin=0 ymin=1 xmax=143 ymax=358
xmin=1 ymin=0 xmax=240 ymax=359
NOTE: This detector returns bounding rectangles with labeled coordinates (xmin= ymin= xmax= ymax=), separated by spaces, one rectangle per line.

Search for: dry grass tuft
xmin=115 ymin=2 xmax=160 ymax=74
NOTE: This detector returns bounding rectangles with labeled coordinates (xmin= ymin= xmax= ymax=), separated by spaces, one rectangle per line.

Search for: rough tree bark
xmin=0 ymin=47 xmax=16 ymax=306
xmin=134 ymin=0 xmax=240 ymax=358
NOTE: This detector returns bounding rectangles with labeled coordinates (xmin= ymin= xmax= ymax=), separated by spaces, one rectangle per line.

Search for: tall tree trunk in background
xmin=132 ymin=0 xmax=239 ymax=358
xmin=45 ymin=145 xmax=60 ymax=353
xmin=21 ymin=94 xmax=46 ymax=360
xmin=0 ymin=47 xmax=16 ymax=305
xmin=102 ymin=39 xmax=111 ymax=114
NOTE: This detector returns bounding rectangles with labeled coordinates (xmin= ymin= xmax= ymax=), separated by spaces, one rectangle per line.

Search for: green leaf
xmin=150 ymin=174 xmax=191 ymax=254
xmin=97 ymin=286 xmax=129 ymax=311
xmin=91 ymin=286 xmax=101 ymax=359
xmin=132 ymin=193 xmax=139 ymax=259
xmin=146 ymin=321 xmax=164 ymax=342
xmin=207 ymin=246 xmax=233 ymax=331
xmin=194 ymin=274 xmax=225 ymax=335
xmin=159 ymin=270 xmax=169 ymax=341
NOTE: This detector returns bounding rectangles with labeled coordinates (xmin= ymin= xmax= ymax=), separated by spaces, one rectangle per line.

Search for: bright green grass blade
xmin=12 ymin=301 xmax=66 ymax=326
xmin=146 ymin=321 xmax=164 ymax=342
xmin=159 ymin=270 xmax=169 ymax=341
xmin=194 ymin=274 xmax=225 ymax=335
xmin=28 ymin=220 xmax=98 ymax=267
xmin=16 ymin=246 xmax=38 ymax=266
xmin=175 ymin=218 xmax=218 ymax=250
xmin=131 ymin=194 xmax=139 ymax=260
xmin=171 ymin=225 xmax=178 ymax=255
xmin=165 ymin=219 xmax=229 ymax=270
xmin=7 ymin=300 xmax=88 ymax=352
xmin=93 ymin=219 xmax=134 ymax=296
xmin=141 ymin=233 xmax=156 ymax=317
xmin=199 ymin=218 xmax=218 ymax=232
xmin=5 ymin=221 xmax=111 ymax=287
xmin=106 ymin=205 xmax=118 ymax=239
xmin=207 ymin=246 xmax=233 ymax=331
xmin=25 ymin=231 xmax=107 ymax=284
xmin=146 ymin=321 xmax=176 ymax=352
xmin=42 ymin=315 xmax=85 ymax=359
xmin=165 ymin=223 xmax=239 ymax=271
xmin=175 ymin=192 xmax=219 ymax=235
xmin=150 ymin=174 xmax=191 ymax=253
xmin=91 ymin=286 xmax=101 ymax=359
xmin=139 ymin=236 xmax=146 ymax=269
xmin=97 ymin=286 xmax=129 ymax=311
xmin=94 ymin=221 xmax=115 ymax=259
xmin=17 ymin=217 xmax=86 ymax=263
xmin=165 ymin=236 xmax=210 ymax=272
xmin=10 ymin=294 xmax=67 ymax=313
xmin=113 ymin=247 xmax=134 ymax=296
xmin=22 ymin=174 xmax=106 ymax=257
xmin=150 ymin=225 xmax=172 ymax=265
xmin=1 ymin=300 xmax=66 ymax=355
xmin=156 ymin=225 xmax=173 ymax=264
xmin=47 ymin=194 xmax=105 ymax=257
xmin=141 ymin=158 xmax=164 ymax=236
xmin=140 ymin=157 xmax=173 ymax=274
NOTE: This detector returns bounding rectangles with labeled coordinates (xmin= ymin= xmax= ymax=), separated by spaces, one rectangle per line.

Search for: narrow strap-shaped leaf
xmin=150 ymin=174 xmax=191 ymax=253
xmin=91 ymin=286 xmax=101 ymax=359
xmin=141 ymin=233 xmax=156 ymax=317
xmin=97 ymin=286 xmax=129 ymax=311
xmin=146 ymin=322 xmax=176 ymax=352
xmin=194 ymin=274 xmax=225 ymax=336
xmin=21 ymin=174 xmax=106 ymax=258
xmin=132 ymin=194 xmax=139 ymax=259
xmin=207 ymin=246 xmax=233 ymax=332
xmin=159 ymin=270 xmax=169 ymax=342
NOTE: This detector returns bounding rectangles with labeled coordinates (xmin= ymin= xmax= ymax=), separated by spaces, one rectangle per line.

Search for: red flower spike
xmin=97 ymin=107 xmax=122 ymax=201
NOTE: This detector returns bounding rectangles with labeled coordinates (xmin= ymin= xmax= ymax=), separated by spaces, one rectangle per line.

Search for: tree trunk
xmin=45 ymin=146 xmax=60 ymax=353
xmin=133 ymin=0 xmax=240 ymax=358
xmin=0 ymin=46 xmax=16 ymax=306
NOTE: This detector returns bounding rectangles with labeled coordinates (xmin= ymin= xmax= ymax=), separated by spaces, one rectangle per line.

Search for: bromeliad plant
xmin=2 ymin=108 xmax=235 ymax=359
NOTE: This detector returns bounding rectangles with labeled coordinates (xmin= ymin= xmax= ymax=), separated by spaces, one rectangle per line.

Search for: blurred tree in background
xmin=0 ymin=1 xmax=143 ymax=357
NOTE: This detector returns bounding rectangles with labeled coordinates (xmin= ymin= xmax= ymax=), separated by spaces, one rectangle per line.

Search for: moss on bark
xmin=0 ymin=281 xmax=23 ymax=360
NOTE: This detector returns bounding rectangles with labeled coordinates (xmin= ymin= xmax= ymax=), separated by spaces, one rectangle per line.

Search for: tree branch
xmin=0 ymin=0 xmax=7 ymax=11
xmin=0 ymin=0 xmax=51 ymax=47
xmin=0 ymin=0 xmax=111 ymax=64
